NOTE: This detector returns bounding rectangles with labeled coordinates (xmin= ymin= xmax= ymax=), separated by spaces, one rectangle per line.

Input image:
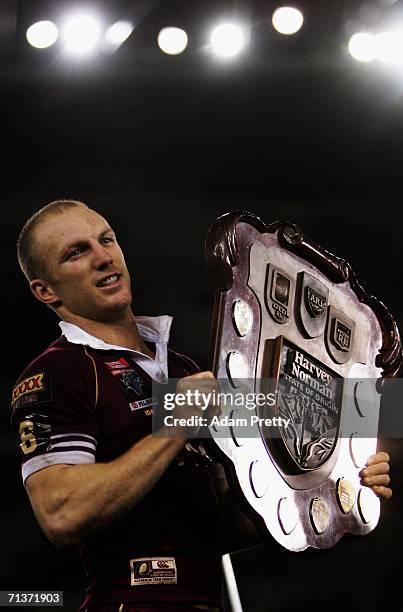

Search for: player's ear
xmin=30 ymin=278 xmax=60 ymax=305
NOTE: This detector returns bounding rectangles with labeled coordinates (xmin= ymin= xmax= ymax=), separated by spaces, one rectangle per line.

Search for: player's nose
xmin=92 ymin=241 xmax=113 ymax=269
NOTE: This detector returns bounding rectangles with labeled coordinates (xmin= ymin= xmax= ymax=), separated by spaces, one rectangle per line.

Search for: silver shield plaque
xmin=205 ymin=211 xmax=402 ymax=551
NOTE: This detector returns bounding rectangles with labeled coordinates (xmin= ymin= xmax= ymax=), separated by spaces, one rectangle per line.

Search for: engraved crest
xmin=326 ymin=307 xmax=355 ymax=364
xmin=305 ymin=286 xmax=327 ymax=317
xmin=298 ymin=272 xmax=329 ymax=338
xmin=333 ymin=319 xmax=351 ymax=351
xmin=265 ymin=265 xmax=293 ymax=324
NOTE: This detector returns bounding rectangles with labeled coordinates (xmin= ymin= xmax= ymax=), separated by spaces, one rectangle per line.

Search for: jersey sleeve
xmin=10 ymin=346 xmax=99 ymax=485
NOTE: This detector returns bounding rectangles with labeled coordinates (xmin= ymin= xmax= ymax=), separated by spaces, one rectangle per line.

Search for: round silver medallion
xmin=336 ymin=478 xmax=356 ymax=514
xmin=310 ymin=498 xmax=330 ymax=534
xmin=232 ymin=300 xmax=253 ymax=337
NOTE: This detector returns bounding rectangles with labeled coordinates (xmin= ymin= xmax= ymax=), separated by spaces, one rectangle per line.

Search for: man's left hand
xmin=360 ymin=451 xmax=391 ymax=501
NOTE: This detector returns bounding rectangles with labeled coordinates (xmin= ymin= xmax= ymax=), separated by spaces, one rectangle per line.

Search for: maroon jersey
xmin=11 ymin=335 xmax=223 ymax=609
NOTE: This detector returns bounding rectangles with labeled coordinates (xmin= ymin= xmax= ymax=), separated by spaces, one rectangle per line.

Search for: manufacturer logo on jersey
xmin=130 ymin=557 xmax=177 ymax=586
xmin=12 ymin=373 xmax=44 ymax=405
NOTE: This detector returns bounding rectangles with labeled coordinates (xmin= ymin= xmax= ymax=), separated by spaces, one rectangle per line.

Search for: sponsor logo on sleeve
xmin=12 ymin=373 xmax=45 ymax=406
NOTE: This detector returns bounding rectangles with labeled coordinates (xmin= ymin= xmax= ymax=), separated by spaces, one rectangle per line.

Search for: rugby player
xmin=11 ymin=200 xmax=392 ymax=611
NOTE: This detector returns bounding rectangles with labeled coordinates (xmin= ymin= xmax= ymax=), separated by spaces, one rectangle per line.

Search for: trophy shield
xmin=205 ymin=211 xmax=402 ymax=551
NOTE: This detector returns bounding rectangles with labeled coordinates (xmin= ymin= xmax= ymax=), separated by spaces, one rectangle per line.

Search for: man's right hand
xmin=166 ymin=371 xmax=221 ymax=438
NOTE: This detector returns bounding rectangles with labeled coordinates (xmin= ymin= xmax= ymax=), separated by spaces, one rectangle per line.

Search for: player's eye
xmin=67 ymin=246 xmax=86 ymax=259
xmin=101 ymin=235 xmax=115 ymax=244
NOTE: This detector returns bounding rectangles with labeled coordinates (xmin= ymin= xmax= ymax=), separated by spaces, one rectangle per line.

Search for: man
xmin=11 ymin=200 xmax=391 ymax=611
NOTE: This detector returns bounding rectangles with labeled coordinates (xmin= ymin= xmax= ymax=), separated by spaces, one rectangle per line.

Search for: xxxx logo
xmin=12 ymin=373 xmax=44 ymax=405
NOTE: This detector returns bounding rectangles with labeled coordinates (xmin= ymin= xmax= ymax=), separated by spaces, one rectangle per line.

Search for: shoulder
xmin=10 ymin=337 xmax=96 ymax=417
xmin=15 ymin=337 xmax=95 ymax=379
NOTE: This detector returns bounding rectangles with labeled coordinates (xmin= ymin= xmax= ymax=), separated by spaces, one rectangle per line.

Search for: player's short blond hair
xmin=17 ymin=199 xmax=88 ymax=282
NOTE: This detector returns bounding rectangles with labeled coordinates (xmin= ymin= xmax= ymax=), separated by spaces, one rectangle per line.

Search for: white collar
xmin=59 ymin=315 xmax=173 ymax=383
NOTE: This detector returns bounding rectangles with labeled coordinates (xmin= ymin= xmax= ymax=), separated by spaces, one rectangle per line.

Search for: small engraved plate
xmin=278 ymin=497 xmax=299 ymax=535
xmin=232 ymin=300 xmax=253 ymax=337
xmin=326 ymin=306 xmax=355 ymax=364
xmin=337 ymin=478 xmax=356 ymax=513
xmin=310 ymin=498 xmax=330 ymax=534
xmin=265 ymin=265 xmax=293 ymax=324
xmin=357 ymin=487 xmax=380 ymax=524
xmin=298 ymin=272 xmax=329 ymax=338
xmin=226 ymin=351 xmax=249 ymax=387
xmin=249 ymin=460 xmax=270 ymax=498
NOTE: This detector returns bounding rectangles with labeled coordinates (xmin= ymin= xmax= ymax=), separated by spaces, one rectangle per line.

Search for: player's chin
xmin=102 ymin=292 xmax=132 ymax=314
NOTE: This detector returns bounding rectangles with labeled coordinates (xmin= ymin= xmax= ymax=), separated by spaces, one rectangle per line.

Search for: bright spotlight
xmin=348 ymin=33 xmax=376 ymax=62
xmin=272 ymin=7 xmax=304 ymax=35
xmin=26 ymin=20 xmax=58 ymax=49
xmin=62 ymin=15 xmax=101 ymax=55
xmin=105 ymin=21 xmax=133 ymax=46
xmin=158 ymin=27 xmax=188 ymax=55
xmin=210 ymin=24 xmax=245 ymax=57
xmin=375 ymin=31 xmax=403 ymax=64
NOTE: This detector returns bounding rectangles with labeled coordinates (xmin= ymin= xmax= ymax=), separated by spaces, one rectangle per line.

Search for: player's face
xmin=33 ymin=207 xmax=133 ymax=322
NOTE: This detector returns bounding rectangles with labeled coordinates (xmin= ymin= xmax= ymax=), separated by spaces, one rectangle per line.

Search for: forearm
xmin=28 ymin=432 xmax=185 ymax=546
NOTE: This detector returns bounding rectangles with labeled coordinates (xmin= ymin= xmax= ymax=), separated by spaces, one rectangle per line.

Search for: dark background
xmin=1 ymin=0 xmax=402 ymax=610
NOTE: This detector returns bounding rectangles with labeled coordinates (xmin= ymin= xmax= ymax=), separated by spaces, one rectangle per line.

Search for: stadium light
xmin=210 ymin=24 xmax=246 ymax=58
xmin=348 ymin=33 xmax=376 ymax=62
xmin=26 ymin=20 xmax=58 ymax=49
xmin=61 ymin=14 xmax=101 ymax=55
xmin=105 ymin=21 xmax=133 ymax=47
xmin=158 ymin=27 xmax=188 ymax=55
xmin=374 ymin=31 xmax=403 ymax=64
xmin=272 ymin=7 xmax=304 ymax=35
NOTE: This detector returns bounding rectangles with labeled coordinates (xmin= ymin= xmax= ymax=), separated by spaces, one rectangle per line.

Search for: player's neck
xmin=62 ymin=311 xmax=155 ymax=358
